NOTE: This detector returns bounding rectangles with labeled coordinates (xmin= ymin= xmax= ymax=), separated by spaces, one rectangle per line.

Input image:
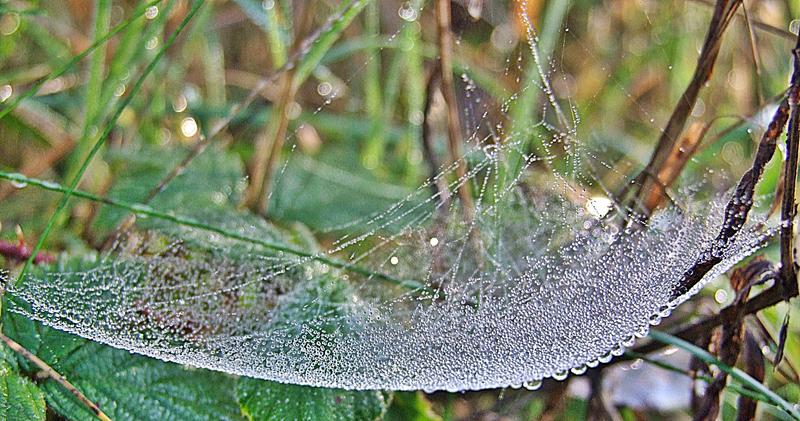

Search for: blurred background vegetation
xmin=0 ymin=0 xmax=799 ymax=420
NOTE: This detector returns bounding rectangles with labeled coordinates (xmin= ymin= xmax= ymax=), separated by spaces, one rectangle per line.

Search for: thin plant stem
xmin=0 ymin=333 xmax=112 ymax=421
xmin=632 ymin=0 xmax=742 ymax=214
xmin=0 ymin=171 xmax=425 ymax=291
xmin=648 ymin=330 xmax=800 ymax=419
xmin=435 ymin=0 xmax=474 ymax=219
xmin=144 ymin=0 xmax=373 ymax=205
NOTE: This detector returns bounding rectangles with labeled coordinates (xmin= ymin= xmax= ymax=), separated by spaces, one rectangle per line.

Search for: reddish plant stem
xmin=0 ymin=240 xmax=54 ymax=265
xmin=435 ymin=0 xmax=474 ymax=219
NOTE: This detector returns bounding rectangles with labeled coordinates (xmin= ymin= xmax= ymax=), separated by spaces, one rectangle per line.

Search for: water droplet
xmin=0 ymin=85 xmax=12 ymax=102
xmin=317 ymin=82 xmax=333 ymax=97
xmin=180 ymin=117 xmax=199 ymax=137
xmin=398 ymin=3 xmax=418 ymax=22
xmin=523 ymin=379 xmax=542 ymax=390
xmin=570 ymin=365 xmax=587 ymax=375
xmin=145 ymin=37 xmax=158 ymax=50
xmin=145 ymin=6 xmax=159 ymax=20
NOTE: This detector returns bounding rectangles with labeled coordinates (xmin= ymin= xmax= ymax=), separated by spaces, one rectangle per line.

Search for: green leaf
xmin=3 ymin=312 xmax=243 ymax=421
xmin=0 ymin=361 xmax=46 ymax=421
xmin=383 ymin=391 xmax=441 ymax=421
xmin=39 ymin=342 xmax=243 ymax=421
xmin=237 ymin=378 xmax=389 ymax=421
xmin=236 ymin=272 xmax=389 ymax=421
xmin=93 ymin=145 xmax=245 ymax=235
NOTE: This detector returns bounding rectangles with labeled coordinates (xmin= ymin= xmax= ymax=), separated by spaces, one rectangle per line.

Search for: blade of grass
xmin=13 ymin=0 xmax=207 ymax=289
xmin=625 ymin=350 xmax=793 ymax=420
xmin=400 ymin=3 xmax=425 ymax=185
xmin=361 ymin=0 xmax=384 ymax=171
xmin=322 ymin=35 xmax=510 ymax=100
xmin=84 ymin=0 xmax=111 ymax=131
xmin=0 ymin=171 xmax=425 ymax=292
xmin=265 ymin=1 xmax=289 ymax=67
xmin=435 ymin=0 xmax=474 ymax=218
xmin=0 ymin=0 xmax=164 ymax=121
xmin=502 ymin=0 xmax=573 ymax=190
xmin=97 ymin=1 xmax=174 ymax=111
xmin=232 ymin=0 xmax=289 ymax=66
xmin=648 ymin=330 xmax=800 ymax=419
xmin=292 ymin=0 xmax=372 ymax=86
xmin=60 ymin=0 xmax=112 ymax=230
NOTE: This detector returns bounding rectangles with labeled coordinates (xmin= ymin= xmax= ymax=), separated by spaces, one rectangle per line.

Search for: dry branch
xmin=242 ymin=70 xmax=297 ymax=216
xmin=0 ymin=333 xmax=111 ymax=421
xmin=779 ymin=35 xmax=800 ymax=299
xmin=640 ymin=121 xmax=706 ymax=213
xmin=632 ymin=0 xmax=742 ymax=215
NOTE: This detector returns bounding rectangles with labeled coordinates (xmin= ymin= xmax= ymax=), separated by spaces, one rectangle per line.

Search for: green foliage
xmin=2 ymin=306 xmax=391 ymax=421
xmin=0 ymin=359 xmax=46 ymax=421
xmin=93 ymin=145 xmax=246 ymax=235
xmin=649 ymin=330 xmax=800 ymax=419
xmin=382 ymin=392 xmax=440 ymax=421
xmin=3 ymin=310 xmax=242 ymax=421
xmin=238 ymin=379 xmax=389 ymax=421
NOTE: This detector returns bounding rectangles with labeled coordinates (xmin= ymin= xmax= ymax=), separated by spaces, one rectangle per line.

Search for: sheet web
xmin=2 ymin=1 xmax=779 ymax=392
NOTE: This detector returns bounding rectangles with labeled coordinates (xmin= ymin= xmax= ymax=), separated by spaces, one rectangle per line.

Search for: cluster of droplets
xmin=1 ymin=2 xmax=781 ymax=393
xmin=5 ymin=180 xmax=773 ymax=391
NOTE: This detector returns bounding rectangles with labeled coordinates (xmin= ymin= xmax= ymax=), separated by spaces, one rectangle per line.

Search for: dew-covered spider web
xmin=2 ymin=0 xmax=784 ymax=392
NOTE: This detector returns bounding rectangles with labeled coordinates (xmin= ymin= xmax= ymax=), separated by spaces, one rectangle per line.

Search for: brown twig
xmin=0 ymin=333 xmax=112 ymax=421
xmin=632 ymin=0 xmax=742 ymax=215
xmin=779 ymin=35 xmax=800 ymax=300
xmin=629 ymin=282 xmax=790 ymax=358
xmin=690 ymin=332 xmax=713 ymax=414
xmin=586 ymin=369 xmax=621 ymax=421
xmin=435 ymin=0 xmax=474 ymax=220
xmin=242 ymin=70 xmax=298 ymax=216
xmin=740 ymin=1 xmax=764 ymax=106
xmin=127 ymin=3 xmax=356 ymax=209
xmin=241 ymin=2 xmax=316 ymax=217
xmin=640 ymin=121 xmax=706 ymax=213
xmin=736 ymin=332 xmax=764 ymax=421
xmin=538 ymin=379 xmax=570 ymax=421
xmin=752 ymin=314 xmax=799 ymax=383
xmin=693 ymin=259 xmax=767 ymax=421
xmin=421 ymin=65 xmax=451 ymax=206
xmin=672 ymin=91 xmax=792 ymax=299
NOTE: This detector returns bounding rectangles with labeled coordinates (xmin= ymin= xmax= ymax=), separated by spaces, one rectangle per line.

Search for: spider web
xmin=3 ymin=1 xmax=780 ymax=392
